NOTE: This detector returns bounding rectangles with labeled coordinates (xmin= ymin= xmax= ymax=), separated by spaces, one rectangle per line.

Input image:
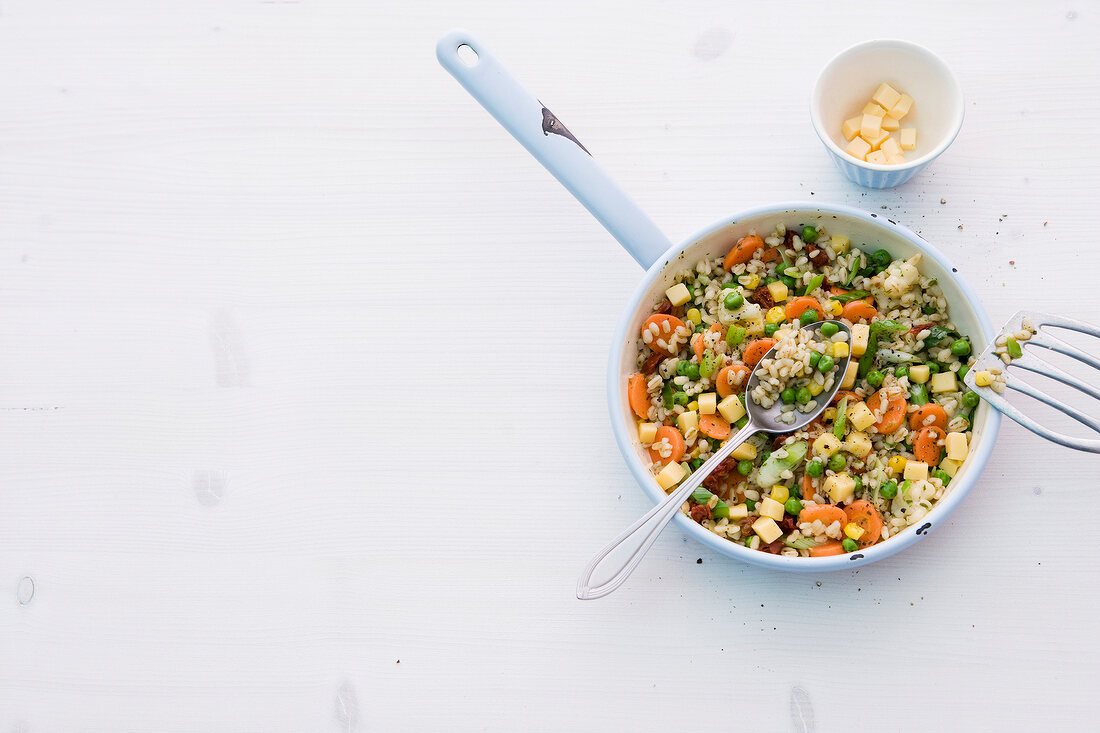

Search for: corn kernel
xmin=766 ymin=306 xmax=786 ymax=324
xmin=844 ymin=522 xmax=866 ymax=541
xmin=770 ymin=485 xmax=790 ymax=503
xmin=766 ymin=280 xmax=789 ymax=303
xmin=738 ymin=273 xmax=760 ymax=289
xmin=808 ymin=382 xmax=824 ymax=396
xmin=974 ymin=370 xmax=993 ymax=387
xmin=888 ymin=455 xmax=907 ymax=475
xmin=833 ymin=342 xmax=850 ymax=358
xmin=685 ymin=308 xmax=702 ymax=326
xmin=687 ymin=400 xmax=698 ymax=411
xmin=829 ymin=300 xmax=844 ymax=316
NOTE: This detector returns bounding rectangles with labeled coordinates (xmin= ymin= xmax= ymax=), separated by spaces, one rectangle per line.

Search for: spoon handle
xmin=576 ymin=422 xmax=759 ymax=600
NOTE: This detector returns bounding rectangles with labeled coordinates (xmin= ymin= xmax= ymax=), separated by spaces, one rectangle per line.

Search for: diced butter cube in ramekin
xmin=728 ymin=503 xmax=749 ymax=520
xmin=843 ymin=430 xmax=873 ymax=459
xmin=900 ymin=127 xmax=917 ymax=151
xmin=757 ymin=496 xmax=785 ymax=522
xmin=903 ymin=460 xmax=929 ymax=482
xmin=655 ymin=461 xmax=687 ymax=490
xmin=847 ymin=402 xmax=877 ymax=432
xmin=850 ymin=323 xmax=870 ymax=356
xmin=833 ymin=342 xmax=850 ymax=358
xmin=872 ymin=82 xmax=903 ymax=111
xmin=881 ymin=114 xmax=901 ymax=132
xmin=890 ymin=94 xmax=914 ymax=120
xmin=866 ymin=150 xmax=887 ymax=165
xmin=752 ymin=516 xmax=783 ymax=544
xmin=842 ymin=116 xmax=862 ymax=141
xmin=846 ymin=136 xmax=872 ymax=160
xmin=939 ymin=457 xmax=962 ymax=478
xmin=824 ymin=473 xmax=857 ymax=504
xmin=766 ymin=280 xmax=789 ymax=303
xmin=930 ymin=371 xmax=958 ymax=393
xmin=908 ymin=364 xmax=930 ymax=384
xmin=840 ymin=360 xmax=859 ymax=389
xmin=863 ymin=101 xmax=887 ymax=118
xmin=860 ymin=114 xmax=882 ymax=141
xmin=698 ymin=392 xmax=717 ymax=415
xmin=945 ymin=432 xmax=969 ymax=461
xmin=880 ymin=136 xmax=903 ymax=159
xmin=638 ymin=422 xmax=659 ymax=445
xmin=813 ymin=432 xmax=843 ymax=458
xmin=717 ymin=395 xmax=746 ymax=423
xmin=665 ymin=282 xmax=691 ymax=306
xmin=731 ymin=442 xmax=757 ymax=461
xmin=830 ymin=235 xmax=850 ymax=253
xmin=677 ymin=410 xmax=699 ymax=436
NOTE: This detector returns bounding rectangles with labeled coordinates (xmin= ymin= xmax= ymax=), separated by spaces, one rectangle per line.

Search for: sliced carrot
xmin=723 ymin=235 xmax=764 ymax=269
xmin=844 ymin=500 xmax=883 ymax=548
xmin=741 ymin=338 xmax=777 ymax=369
xmin=809 ymin=540 xmax=846 ymax=557
xmin=628 ymin=373 xmax=651 ymax=420
xmin=784 ymin=296 xmax=823 ymax=323
xmin=914 ymin=426 xmax=946 ymax=465
xmin=830 ymin=286 xmax=875 ymax=305
xmin=715 ymin=364 xmax=751 ymax=398
xmin=798 ymin=504 xmax=847 ymax=527
xmin=647 ymin=426 xmax=685 ymax=466
xmin=841 ymin=300 xmax=878 ymax=323
xmin=642 ymin=314 xmax=689 ymax=356
xmin=800 ymin=472 xmax=817 ymax=501
xmin=909 ymin=403 xmax=948 ymax=431
xmin=866 ymin=388 xmax=907 ymax=434
xmin=831 ymin=389 xmax=861 ymax=406
xmin=691 ymin=332 xmax=705 ymax=360
xmin=699 ymin=413 xmax=731 ymax=440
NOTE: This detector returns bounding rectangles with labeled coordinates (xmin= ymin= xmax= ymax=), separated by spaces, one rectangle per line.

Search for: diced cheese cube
xmin=677 ymin=410 xmax=699 ymax=436
xmin=872 ymin=83 xmax=903 ymax=111
xmin=728 ymin=503 xmax=749 ymax=520
xmin=930 ymin=371 xmax=958 ymax=394
xmin=846 ymin=136 xmax=872 ymax=160
xmin=890 ymin=94 xmax=914 ymax=120
xmin=904 ymin=460 xmax=929 ymax=482
xmin=752 ymin=516 xmax=783 ymax=544
xmin=881 ymin=114 xmax=901 ymax=131
xmin=824 ymin=473 xmax=857 ymax=504
xmin=864 ymin=129 xmax=890 ymax=151
xmin=770 ymin=485 xmax=789 ymax=503
xmin=717 ymin=395 xmax=746 ymax=423
xmin=863 ymin=101 xmax=887 ymax=118
xmin=843 ymin=431 xmax=873 ymax=459
xmin=766 ymin=280 xmax=789 ymax=303
xmin=812 ymin=432 xmax=843 ymax=458
xmin=900 ymin=127 xmax=917 ymax=151
xmin=847 ymin=402 xmax=877 ymax=432
xmin=939 ymin=457 xmax=962 ymax=478
xmin=850 ymin=323 xmax=870 ymax=356
xmin=656 ymin=461 xmax=687 ymax=489
xmin=830 ymin=235 xmax=850 ymax=253
xmin=974 ymin=370 xmax=993 ymax=387
xmin=698 ymin=392 xmax=717 ymax=415
xmin=866 ymin=150 xmax=887 ymax=165
xmin=757 ymin=497 xmax=785 ymax=521
xmin=842 ymin=116 xmax=862 ymax=141
xmin=638 ymin=422 xmax=659 ymax=445
xmin=742 ymin=315 xmax=765 ymax=337
xmin=945 ymin=432 xmax=969 ymax=461
xmin=908 ymin=364 xmax=930 ymax=384
xmin=833 ymin=342 xmax=850 ymax=358
xmin=880 ymin=136 xmax=902 ymax=159
xmin=860 ymin=114 xmax=882 ymax=141
xmin=840 ymin=360 xmax=859 ymax=389
xmin=731 ymin=442 xmax=757 ymax=461
xmin=665 ymin=282 xmax=691 ymax=306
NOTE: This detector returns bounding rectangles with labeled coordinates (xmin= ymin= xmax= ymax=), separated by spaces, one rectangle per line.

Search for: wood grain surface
xmin=1 ymin=1 xmax=1098 ymax=730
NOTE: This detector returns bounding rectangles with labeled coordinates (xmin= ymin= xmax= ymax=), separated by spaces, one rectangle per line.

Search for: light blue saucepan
xmin=437 ymin=30 xmax=1001 ymax=572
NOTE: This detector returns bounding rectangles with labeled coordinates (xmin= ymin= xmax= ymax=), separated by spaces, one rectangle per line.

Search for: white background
xmin=1 ymin=1 xmax=1098 ymax=730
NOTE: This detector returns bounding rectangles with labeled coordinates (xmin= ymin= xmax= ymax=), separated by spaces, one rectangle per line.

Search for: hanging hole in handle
xmin=457 ymin=44 xmax=478 ymax=67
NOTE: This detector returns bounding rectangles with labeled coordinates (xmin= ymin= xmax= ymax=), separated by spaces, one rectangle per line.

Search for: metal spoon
xmin=577 ymin=321 xmax=853 ymax=600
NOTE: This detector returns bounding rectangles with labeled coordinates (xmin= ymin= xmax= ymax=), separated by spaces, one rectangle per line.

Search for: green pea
xmin=871 ymin=249 xmax=892 ymax=267
xmin=802 ymin=225 xmax=819 ymax=244
xmin=764 ymin=322 xmax=780 ymax=337
xmin=796 ymin=386 xmax=813 ymax=404
xmin=805 ymin=459 xmax=824 ymax=478
xmin=685 ymin=363 xmax=700 ymax=380
xmin=808 ymin=351 xmax=822 ymax=369
xmin=927 ymin=362 xmax=941 ymax=374
xmin=676 ymin=360 xmax=691 ymax=377
xmin=1007 ymin=336 xmax=1023 ymax=359
xmin=866 ymin=369 xmax=885 ymax=388
xmin=950 ymin=339 xmax=971 ymax=357
xmin=817 ymin=355 xmax=835 ymax=373
xmin=820 ymin=322 xmax=840 ymax=338
xmin=724 ymin=292 xmax=744 ymax=310
xmin=932 ymin=469 xmax=951 ymax=486
xmin=745 ymin=499 xmax=757 ymax=512
xmin=957 ymin=364 xmax=969 ymax=380
xmin=689 ymin=458 xmax=704 ymax=470
xmin=784 ymin=497 xmax=803 ymax=516
xmin=800 ymin=309 xmax=820 ymax=326
xmin=781 ymin=275 xmax=797 ymax=290
xmin=894 ymin=365 xmax=910 ymax=378
xmin=842 ymin=538 xmax=859 ymax=553
xmin=962 ymin=390 xmax=980 ymax=409
xmin=879 ymin=480 xmax=899 ymax=499
xmin=827 ymin=453 xmax=846 ymax=472
xmin=737 ymin=459 xmax=753 ymax=476
xmin=780 ymin=387 xmax=796 ymax=405
xmin=721 ymin=282 xmax=739 ymax=290
xmin=726 ymin=325 xmax=747 ymax=347
xmin=853 ymin=475 xmax=863 ymax=492
xmin=673 ymin=392 xmax=689 ymax=406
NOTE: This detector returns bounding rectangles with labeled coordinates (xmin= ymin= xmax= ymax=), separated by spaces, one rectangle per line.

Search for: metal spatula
xmin=963 ymin=311 xmax=1100 ymax=453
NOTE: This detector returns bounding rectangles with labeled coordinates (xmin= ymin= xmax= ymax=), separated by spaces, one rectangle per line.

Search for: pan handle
xmin=436 ymin=29 xmax=672 ymax=270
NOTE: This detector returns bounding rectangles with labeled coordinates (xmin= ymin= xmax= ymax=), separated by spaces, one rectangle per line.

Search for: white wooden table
xmin=2 ymin=2 xmax=1098 ymax=730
